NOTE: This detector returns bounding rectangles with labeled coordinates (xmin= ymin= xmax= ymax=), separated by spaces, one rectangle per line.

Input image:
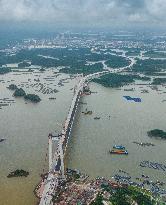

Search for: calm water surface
xmin=67 ymin=82 xmax=166 ymax=183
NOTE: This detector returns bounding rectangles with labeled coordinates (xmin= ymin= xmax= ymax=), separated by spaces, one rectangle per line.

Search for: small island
xmin=0 ymin=67 xmax=11 ymax=74
xmin=92 ymin=73 xmax=135 ymax=88
xmin=12 ymin=88 xmax=41 ymax=103
xmin=147 ymin=129 xmax=166 ymax=139
xmin=7 ymin=84 xmax=18 ymax=90
xmin=92 ymin=73 xmax=151 ymax=88
xmin=7 ymin=169 xmax=29 ymax=178
xmin=13 ymin=88 xmax=26 ymax=97
xmin=24 ymin=94 xmax=41 ymax=103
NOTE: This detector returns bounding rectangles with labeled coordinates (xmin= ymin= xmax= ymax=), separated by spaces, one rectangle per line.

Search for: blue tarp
xmin=123 ymin=96 xmax=142 ymax=102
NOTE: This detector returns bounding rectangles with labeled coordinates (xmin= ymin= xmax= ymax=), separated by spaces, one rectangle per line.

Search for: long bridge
xmin=38 ymin=67 xmax=125 ymax=205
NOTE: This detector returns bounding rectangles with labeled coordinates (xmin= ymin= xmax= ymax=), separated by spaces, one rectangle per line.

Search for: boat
xmin=94 ymin=117 xmax=100 ymax=120
xmin=49 ymin=97 xmax=56 ymax=100
xmin=82 ymin=110 xmax=93 ymax=115
xmin=113 ymin=145 xmax=125 ymax=150
xmin=0 ymin=138 xmax=6 ymax=143
xmin=141 ymin=89 xmax=149 ymax=93
xmin=109 ymin=149 xmax=128 ymax=155
xmin=124 ymin=88 xmax=134 ymax=91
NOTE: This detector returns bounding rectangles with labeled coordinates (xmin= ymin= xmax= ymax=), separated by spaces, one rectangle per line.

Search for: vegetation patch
xmin=90 ymin=194 xmax=103 ymax=205
xmin=105 ymin=55 xmax=131 ymax=68
xmin=0 ymin=67 xmax=11 ymax=74
xmin=126 ymin=50 xmax=140 ymax=56
xmin=7 ymin=84 xmax=18 ymax=90
xmin=13 ymin=88 xmax=26 ymax=97
xmin=132 ymin=75 xmax=151 ymax=81
xmin=111 ymin=186 xmax=155 ymax=205
xmin=91 ymin=186 xmax=155 ymax=205
xmin=152 ymin=78 xmax=166 ymax=85
xmin=13 ymin=88 xmax=41 ymax=103
xmin=146 ymin=72 xmax=166 ymax=76
xmin=92 ymin=73 xmax=135 ymax=88
xmin=147 ymin=129 xmax=166 ymax=139
xmin=132 ymin=59 xmax=166 ymax=74
xmin=0 ymin=48 xmax=133 ymax=75
xmin=144 ymin=50 xmax=166 ymax=59
xmin=60 ymin=62 xmax=103 ymax=75
xmin=7 ymin=169 xmax=29 ymax=178
xmin=24 ymin=94 xmax=41 ymax=103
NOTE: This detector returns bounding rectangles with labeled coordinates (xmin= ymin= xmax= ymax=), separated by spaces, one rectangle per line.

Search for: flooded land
xmin=0 ymin=69 xmax=76 ymax=205
xmin=1 ymin=32 xmax=166 ymax=204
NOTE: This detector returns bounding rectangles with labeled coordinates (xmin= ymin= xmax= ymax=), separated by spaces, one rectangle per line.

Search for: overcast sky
xmin=0 ymin=0 xmax=166 ymax=28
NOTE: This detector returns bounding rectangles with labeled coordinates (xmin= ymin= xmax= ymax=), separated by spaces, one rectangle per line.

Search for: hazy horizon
xmin=0 ymin=0 xmax=166 ymax=32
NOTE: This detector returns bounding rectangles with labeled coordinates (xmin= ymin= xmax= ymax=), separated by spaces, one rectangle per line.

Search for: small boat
xmin=113 ymin=145 xmax=125 ymax=150
xmin=49 ymin=97 xmax=56 ymax=100
xmin=34 ymin=78 xmax=40 ymax=82
xmin=94 ymin=117 xmax=100 ymax=120
xmin=124 ymin=88 xmax=134 ymax=91
xmin=109 ymin=149 xmax=128 ymax=155
xmin=0 ymin=138 xmax=6 ymax=143
xmin=83 ymin=111 xmax=93 ymax=115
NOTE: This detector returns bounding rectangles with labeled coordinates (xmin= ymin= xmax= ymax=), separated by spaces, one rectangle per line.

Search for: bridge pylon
xmin=48 ymin=134 xmax=53 ymax=171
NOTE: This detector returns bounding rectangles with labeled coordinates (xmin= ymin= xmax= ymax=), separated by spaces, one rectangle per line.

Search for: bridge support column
xmin=59 ymin=133 xmax=65 ymax=179
xmin=48 ymin=134 xmax=53 ymax=171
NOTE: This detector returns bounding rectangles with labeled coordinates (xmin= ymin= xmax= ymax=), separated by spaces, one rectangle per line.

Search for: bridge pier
xmin=59 ymin=132 xmax=65 ymax=179
xmin=48 ymin=134 xmax=53 ymax=171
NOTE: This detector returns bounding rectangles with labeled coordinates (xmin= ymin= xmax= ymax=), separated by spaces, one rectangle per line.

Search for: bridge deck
xmin=39 ymin=70 xmax=110 ymax=205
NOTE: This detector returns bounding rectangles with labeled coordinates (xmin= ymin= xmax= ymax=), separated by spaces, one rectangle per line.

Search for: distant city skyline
xmin=0 ymin=0 xmax=166 ymax=30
